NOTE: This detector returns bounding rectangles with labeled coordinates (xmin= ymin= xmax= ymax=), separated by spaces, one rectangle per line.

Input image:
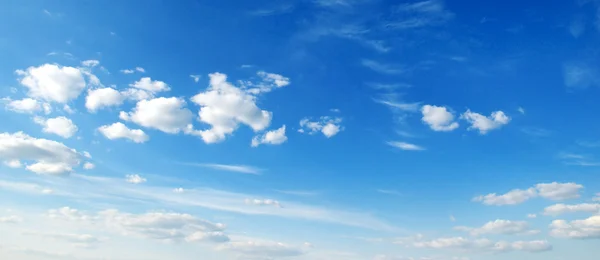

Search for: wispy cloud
xmin=374 ymin=99 xmax=421 ymax=112
xmin=274 ymin=190 xmax=320 ymax=197
xmin=384 ymin=0 xmax=454 ymax=30
xmin=362 ymin=59 xmax=405 ymax=74
xmin=387 ymin=141 xmax=425 ymax=151
xmin=178 ymin=163 xmax=263 ymax=175
xmin=377 ymin=189 xmax=402 ymax=196
xmin=249 ymin=4 xmax=294 ymax=16
xmin=563 ymin=62 xmax=600 ymax=89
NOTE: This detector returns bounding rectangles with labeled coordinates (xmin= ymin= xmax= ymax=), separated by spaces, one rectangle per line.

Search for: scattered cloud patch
xmin=129 ymin=77 xmax=170 ymax=93
xmin=550 ymin=216 xmax=600 ymax=239
xmin=125 ymin=174 xmax=147 ymax=184
xmin=362 ymin=59 xmax=405 ymax=74
xmin=185 ymin=163 xmax=262 ymax=175
xmin=455 ymin=219 xmax=539 ymax=236
xmin=473 ymin=182 xmax=584 ymax=206
xmin=120 ymin=67 xmax=145 ymax=74
xmin=4 ymin=160 xmax=22 ymax=168
xmin=385 ymin=0 xmax=454 ymax=30
xmin=83 ymin=162 xmax=95 ymax=170
xmin=245 ymin=199 xmax=282 ymax=208
xmin=98 ymin=122 xmax=149 ymax=143
xmin=410 ymin=236 xmax=551 ymax=253
xmin=85 ymin=87 xmax=125 ymax=112
xmin=33 ymin=116 xmax=78 ymax=138
xmin=190 ymin=74 xmax=201 ymax=83
xmin=421 ymin=105 xmax=459 ymax=131
xmin=564 ymin=63 xmax=600 ymax=89
xmin=298 ymin=116 xmax=343 ymax=138
xmin=252 ymin=125 xmax=288 ymax=147
xmin=81 ymin=60 xmax=100 ymax=68
xmin=543 ymin=203 xmax=600 ymax=216
xmin=217 ymin=240 xmax=305 ymax=258
xmin=460 ymin=109 xmax=510 ymax=134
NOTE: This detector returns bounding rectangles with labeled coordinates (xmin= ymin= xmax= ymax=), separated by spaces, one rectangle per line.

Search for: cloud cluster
xmin=98 ymin=122 xmax=149 ymax=143
xmin=251 ymin=125 xmax=288 ymax=147
xmin=550 ymin=215 xmax=600 ymax=239
xmin=473 ymin=182 xmax=583 ymax=206
xmin=0 ymin=132 xmax=83 ymax=175
xmin=454 ymin=219 xmax=539 ymax=236
xmin=298 ymin=116 xmax=343 ymax=138
xmin=460 ymin=109 xmax=510 ymax=134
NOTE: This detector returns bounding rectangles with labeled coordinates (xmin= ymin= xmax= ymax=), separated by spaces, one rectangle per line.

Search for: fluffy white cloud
xmin=189 ymin=73 xmax=275 ymax=143
xmin=4 ymin=159 xmax=22 ymax=168
xmin=129 ymin=77 xmax=170 ymax=93
xmin=387 ymin=141 xmax=425 ymax=151
xmin=85 ymin=87 xmax=125 ymax=112
xmin=536 ymin=182 xmax=583 ymax=200
xmin=245 ymin=199 xmax=282 ymax=208
xmin=98 ymin=122 xmax=149 ymax=143
xmin=81 ymin=60 xmax=100 ymax=67
xmin=0 ymin=132 xmax=82 ymax=174
xmin=122 ymin=97 xmax=192 ymax=134
xmin=83 ymin=162 xmax=95 ymax=170
xmin=251 ymin=125 xmax=287 ymax=147
xmin=125 ymin=174 xmax=147 ymax=184
xmin=245 ymin=71 xmax=291 ymax=94
xmin=460 ymin=109 xmax=510 ymax=134
xmin=411 ymin=236 xmax=551 ymax=253
xmin=550 ymin=216 xmax=600 ymax=239
xmin=33 ymin=116 xmax=78 ymax=138
xmin=4 ymin=98 xmax=49 ymax=114
xmin=543 ymin=203 xmax=600 ymax=216
xmin=218 ymin=241 xmax=304 ymax=258
xmin=421 ymin=105 xmax=459 ymax=131
xmin=299 ymin=116 xmax=343 ymax=138
xmin=120 ymin=67 xmax=145 ymax=74
xmin=455 ymin=220 xmax=538 ymax=236
xmin=15 ymin=64 xmax=86 ymax=103
xmin=473 ymin=182 xmax=583 ymax=206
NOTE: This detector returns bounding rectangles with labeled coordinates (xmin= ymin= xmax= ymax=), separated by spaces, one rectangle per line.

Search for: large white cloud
xmin=460 ymin=109 xmax=510 ymax=134
xmin=15 ymin=64 xmax=87 ymax=103
xmin=189 ymin=73 xmax=275 ymax=143
xmin=550 ymin=215 xmax=600 ymax=239
xmin=98 ymin=122 xmax=149 ymax=143
xmin=122 ymin=97 xmax=193 ymax=134
xmin=454 ymin=219 xmax=538 ymax=236
xmin=298 ymin=116 xmax=343 ymax=138
xmin=473 ymin=182 xmax=583 ymax=206
xmin=33 ymin=116 xmax=78 ymax=138
xmin=421 ymin=105 xmax=459 ymax=131
xmin=251 ymin=125 xmax=288 ymax=147
xmin=0 ymin=132 xmax=82 ymax=175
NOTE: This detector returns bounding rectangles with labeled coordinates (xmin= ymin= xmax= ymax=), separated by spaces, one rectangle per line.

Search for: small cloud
xmin=518 ymin=107 xmax=525 ymax=115
xmin=251 ymin=125 xmax=288 ymax=147
xmin=249 ymin=4 xmax=294 ymax=16
xmin=377 ymin=189 xmax=402 ymax=196
xmin=245 ymin=198 xmax=282 ymax=208
xmin=125 ymin=174 xmax=147 ymax=184
xmin=527 ymin=214 xmax=537 ymax=219
xmin=563 ymin=62 xmax=599 ymax=89
xmin=190 ymin=74 xmax=201 ymax=83
xmin=387 ymin=141 xmax=425 ymax=151
xmin=460 ymin=109 xmax=510 ymax=134
xmin=299 ymin=116 xmax=343 ymax=138
xmin=173 ymin=187 xmax=184 ymax=193
xmin=240 ymin=64 xmax=254 ymax=68
xmin=83 ymin=162 xmax=95 ymax=170
xmin=569 ymin=17 xmax=585 ymax=38
xmin=179 ymin=163 xmax=262 ymax=175
xmin=449 ymin=215 xmax=456 ymax=222
xmin=362 ymin=59 xmax=405 ymax=74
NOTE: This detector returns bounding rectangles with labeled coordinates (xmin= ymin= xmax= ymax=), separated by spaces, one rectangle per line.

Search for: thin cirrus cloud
xmin=387 ymin=141 xmax=425 ymax=151
xmin=178 ymin=162 xmax=263 ymax=175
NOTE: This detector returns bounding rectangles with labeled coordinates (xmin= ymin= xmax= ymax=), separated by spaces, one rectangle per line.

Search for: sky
xmin=0 ymin=0 xmax=599 ymax=259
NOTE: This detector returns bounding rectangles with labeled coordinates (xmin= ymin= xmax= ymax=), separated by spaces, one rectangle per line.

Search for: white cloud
xmin=594 ymin=193 xmax=600 ymax=202
xmin=4 ymin=98 xmax=48 ymax=114
xmin=543 ymin=203 xmax=600 ymax=216
xmin=518 ymin=107 xmax=525 ymax=114
xmin=550 ymin=215 xmax=600 ymax=239
xmin=82 ymin=151 xmax=92 ymax=159
xmin=411 ymin=236 xmax=551 ymax=253
xmin=190 ymin=74 xmax=201 ymax=83
xmin=47 ymin=207 xmax=91 ymax=221
xmin=362 ymin=59 xmax=405 ymax=74
xmin=33 ymin=116 xmax=78 ymax=138
xmin=387 ymin=141 xmax=425 ymax=151
xmin=299 ymin=116 xmax=343 ymax=138
xmin=473 ymin=182 xmax=584 ymax=206
xmin=135 ymin=67 xmax=145 ymax=73
xmin=386 ymin=0 xmax=454 ymax=30
xmin=0 ymin=132 xmax=82 ymax=174
xmin=81 ymin=60 xmax=100 ymax=67
xmin=4 ymin=159 xmax=22 ymax=168
xmin=98 ymin=122 xmax=149 ymax=143
xmin=129 ymin=77 xmax=170 ymax=93
xmin=125 ymin=174 xmax=147 ymax=184
xmin=28 ymin=231 xmax=103 ymax=248
xmin=374 ymin=99 xmax=421 ymax=112
xmin=120 ymin=67 xmax=145 ymax=74
xmin=245 ymin=199 xmax=282 ymax=208
xmin=421 ymin=105 xmax=459 ymax=131
xmin=0 ymin=215 xmax=23 ymax=224
xmin=85 ymin=87 xmax=125 ymax=112
xmin=454 ymin=220 xmax=538 ymax=236
xmin=460 ymin=109 xmax=510 ymax=134
xmin=564 ymin=63 xmax=599 ymax=89
xmin=251 ymin=125 xmax=288 ymax=147
xmin=63 ymin=104 xmax=75 ymax=114
xmin=123 ymin=97 xmax=193 ymax=134
xmin=189 ymin=73 xmax=275 ymax=143
xmin=217 ymin=240 xmax=304 ymax=258
xmin=15 ymin=64 xmax=87 ymax=103
xmin=173 ymin=187 xmax=185 ymax=193
xmin=83 ymin=162 xmax=95 ymax=170
xmin=527 ymin=214 xmax=537 ymax=219
xmin=536 ymin=182 xmax=583 ymax=200
xmin=473 ymin=188 xmax=537 ymax=206
xmin=245 ymin=71 xmax=291 ymax=94
xmin=183 ymin=163 xmax=262 ymax=175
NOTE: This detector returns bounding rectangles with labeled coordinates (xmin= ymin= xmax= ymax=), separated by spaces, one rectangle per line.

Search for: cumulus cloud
xmin=245 ymin=71 xmax=291 ymax=94
xmin=387 ymin=141 xmax=425 ymax=151
xmin=98 ymin=122 xmax=149 ymax=143
xmin=455 ymin=220 xmax=539 ymax=236
xmin=33 ymin=116 xmax=78 ymax=138
xmin=85 ymin=87 xmax=125 ymax=112
xmin=460 ymin=109 xmax=510 ymax=134
xmin=122 ymin=97 xmax=193 ymax=134
xmin=15 ymin=64 xmax=87 ymax=103
xmin=473 ymin=182 xmax=583 ymax=206
xmin=81 ymin=60 xmax=100 ymax=67
xmin=421 ymin=105 xmax=459 ymax=131
xmin=251 ymin=125 xmax=288 ymax=147
xmin=0 ymin=132 xmax=82 ymax=175
xmin=189 ymin=73 xmax=277 ymax=143
xmin=543 ymin=203 xmax=600 ymax=216
xmin=129 ymin=77 xmax=170 ymax=93
xmin=298 ymin=116 xmax=343 ymax=138
xmin=550 ymin=216 xmax=600 ymax=239
xmin=125 ymin=174 xmax=147 ymax=184
xmin=4 ymin=98 xmax=49 ymax=114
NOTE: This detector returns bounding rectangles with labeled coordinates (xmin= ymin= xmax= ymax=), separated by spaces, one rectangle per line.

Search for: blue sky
xmin=1 ymin=0 xmax=600 ymax=259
